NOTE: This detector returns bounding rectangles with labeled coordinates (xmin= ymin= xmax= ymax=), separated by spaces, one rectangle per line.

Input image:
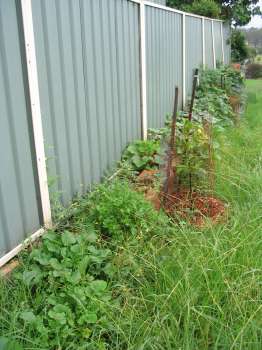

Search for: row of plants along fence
xmin=0 ymin=64 xmax=246 ymax=349
xmin=122 ymin=63 xmax=245 ymax=226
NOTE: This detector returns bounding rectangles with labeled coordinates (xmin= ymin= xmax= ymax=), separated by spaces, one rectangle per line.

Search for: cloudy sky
xmin=245 ymin=0 xmax=262 ymax=28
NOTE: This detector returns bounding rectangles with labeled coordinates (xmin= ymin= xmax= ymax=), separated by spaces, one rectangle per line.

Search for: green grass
xmin=110 ymin=79 xmax=262 ymax=349
xmin=1 ymin=80 xmax=262 ymax=349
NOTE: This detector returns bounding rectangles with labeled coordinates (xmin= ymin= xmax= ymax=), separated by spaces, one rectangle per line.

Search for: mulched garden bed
xmin=136 ymin=170 xmax=227 ymax=227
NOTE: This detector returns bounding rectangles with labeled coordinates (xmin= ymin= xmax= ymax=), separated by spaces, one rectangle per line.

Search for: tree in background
xmin=180 ymin=0 xmax=221 ymax=18
xmin=243 ymin=28 xmax=262 ymax=49
xmin=231 ymin=29 xmax=250 ymax=62
xmin=166 ymin=0 xmax=261 ymax=26
xmin=248 ymin=46 xmax=258 ymax=60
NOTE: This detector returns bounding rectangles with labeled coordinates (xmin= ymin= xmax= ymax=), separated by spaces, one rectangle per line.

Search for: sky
xmin=245 ymin=0 xmax=262 ymax=28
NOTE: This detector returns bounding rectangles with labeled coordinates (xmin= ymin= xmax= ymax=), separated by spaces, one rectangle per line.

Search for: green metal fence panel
xmin=185 ymin=15 xmax=203 ymax=100
xmin=204 ymin=19 xmax=214 ymax=68
xmin=146 ymin=6 xmax=183 ymax=128
xmin=0 ymin=0 xmax=41 ymax=259
xmin=223 ymin=23 xmax=231 ymax=64
xmin=32 ymin=0 xmax=141 ymax=204
xmin=214 ymin=21 xmax=223 ymax=63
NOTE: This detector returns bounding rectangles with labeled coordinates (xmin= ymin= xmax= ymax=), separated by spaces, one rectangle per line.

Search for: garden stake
xmin=163 ymin=87 xmax=179 ymax=203
xmin=203 ymin=116 xmax=215 ymax=194
xmin=221 ymin=74 xmax=226 ymax=90
xmin=188 ymin=68 xmax=199 ymax=198
xmin=188 ymin=68 xmax=199 ymax=121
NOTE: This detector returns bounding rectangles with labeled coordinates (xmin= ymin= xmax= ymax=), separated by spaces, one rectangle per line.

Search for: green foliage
xmin=226 ymin=0 xmax=261 ymax=26
xmin=176 ymin=119 xmax=209 ymax=187
xmin=166 ymin=0 xmax=261 ymax=26
xmin=194 ymin=68 xmax=232 ymax=126
xmin=246 ymin=63 xmax=262 ymax=79
xmin=1 ymin=229 xmax=116 ymax=349
xmin=88 ymin=181 xmax=166 ymax=239
xmin=248 ymin=46 xmax=257 ymax=61
xmin=175 ymin=64 xmax=246 ymax=191
xmin=220 ymin=64 xmax=245 ymax=95
xmin=122 ymin=140 xmax=161 ymax=172
xmin=243 ymin=27 xmax=262 ymax=52
xmin=148 ymin=115 xmax=172 ymax=141
xmin=231 ymin=29 xmax=249 ymax=63
xmin=197 ymin=65 xmax=244 ymax=96
xmin=193 ymin=65 xmax=245 ymax=126
xmin=195 ymin=91 xmax=234 ymax=125
xmin=181 ymin=0 xmax=221 ymax=18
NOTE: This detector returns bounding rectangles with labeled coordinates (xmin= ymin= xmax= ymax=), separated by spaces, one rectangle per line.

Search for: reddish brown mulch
xmin=137 ymin=169 xmax=159 ymax=185
xmin=144 ymin=188 xmax=161 ymax=211
xmin=136 ymin=171 xmax=227 ymax=227
xmin=162 ymin=190 xmax=227 ymax=227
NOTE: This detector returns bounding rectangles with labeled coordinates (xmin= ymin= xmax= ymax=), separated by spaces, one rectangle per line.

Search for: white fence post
xmin=221 ymin=22 xmax=225 ymax=64
xmin=139 ymin=0 xmax=148 ymax=140
xmin=21 ymin=0 xmax=52 ymax=228
xmin=182 ymin=13 xmax=186 ymax=108
xmin=202 ymin=18 xmax=205 ymax=67
xmin=211 ymin=20 xmax=216 ymax=69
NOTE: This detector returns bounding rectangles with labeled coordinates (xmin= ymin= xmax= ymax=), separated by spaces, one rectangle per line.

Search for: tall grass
xmin=110 ymin=80 xmax=262 ymax=349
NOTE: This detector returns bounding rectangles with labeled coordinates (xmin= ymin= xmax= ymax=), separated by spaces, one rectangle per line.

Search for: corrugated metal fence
xmin=0 ymin=0 xmax=231 ymax=266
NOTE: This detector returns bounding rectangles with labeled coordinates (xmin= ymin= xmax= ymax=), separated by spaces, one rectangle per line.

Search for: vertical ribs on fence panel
xmin=32 ymin=0 xmax=141 ymax=205
xmin=223 ymin=23 xmax=231 ymax=64
xmin=214 ymin=21 xmax=223 ymax=63
xmin=146 ymin=6 xmax=183 ymax=129
xmin=185 ymin=16 xmax=202 ymax=101
xmin=0 ymin=0 xmax=41 ymax=259
xmin=204 ymin=19 xmax=213 ymax=68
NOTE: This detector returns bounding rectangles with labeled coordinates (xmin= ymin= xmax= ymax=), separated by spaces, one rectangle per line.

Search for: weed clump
xmin=87 ymin=181 xmax=170 ymax=239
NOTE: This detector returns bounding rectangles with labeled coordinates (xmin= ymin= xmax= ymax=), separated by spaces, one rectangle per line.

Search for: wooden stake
xmin=188 ymin=68 xmax=199 ymax=121
xmin=163 ymin=87 xmax=179 ymax=200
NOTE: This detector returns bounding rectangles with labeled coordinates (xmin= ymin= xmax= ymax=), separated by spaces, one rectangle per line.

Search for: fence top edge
xmin=129 ymin=0 xmax=225 ymax=23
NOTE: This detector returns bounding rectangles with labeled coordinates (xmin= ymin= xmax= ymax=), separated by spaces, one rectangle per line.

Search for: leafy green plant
xmin=231 ymin=29 xmax=249 ymax=63
xmin=122 ymin=140 xmax=161 ymax=172
xmin=194 ymin=65 xmax=245 ymax=126
xmin=194 ymin=91 xmax=234 ymax=126
xmin=197 ymin=65 xmax=244 ymax=98
xmin=221 ymin=65 xmax=245 ymax=95
xmin=176 ymin=119 xmax=209 ymax=190
xmin=88 ymin=181 xmax=167 ymax=239
xmin=148 ymin=115 xmax=172 ymax=141
xmin=6 ymin=229 xmax=116 ymax=349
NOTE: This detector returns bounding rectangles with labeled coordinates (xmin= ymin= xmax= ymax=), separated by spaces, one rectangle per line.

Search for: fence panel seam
xmin=182 ymin=13 xmax=186 ymax=107
xmin=211 ymin=20 xmax=216 ymax=68
xmin=139 ymin=0 xmax=148 ymax=140
xmin=202 ymin=18 xmax=205 ymax=66
xmin=20 ymin=0 xmax=52 ymax=228
xmin=221 ymin=21 xmax=225 ymax=64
